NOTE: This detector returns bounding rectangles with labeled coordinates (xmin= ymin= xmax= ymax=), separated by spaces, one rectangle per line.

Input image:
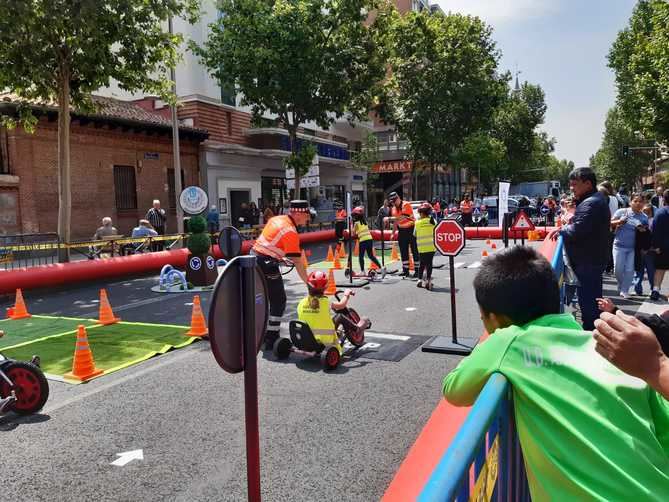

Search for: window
xmin=167 ymin=168 xmax=186 ymax=209
xmin=113 ymin=165 xmax=137 ymax=210
xmin=220 ymin=81 xmax=235 ymax=106
xmin=0 ymin=129 xmax=8 ymax=174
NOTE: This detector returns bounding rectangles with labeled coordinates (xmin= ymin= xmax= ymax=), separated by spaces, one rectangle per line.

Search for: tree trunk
xmin=57 ymin=69 xmax=71 ymax=262
xmin=289 ymin=126 xmax=300 ymax=199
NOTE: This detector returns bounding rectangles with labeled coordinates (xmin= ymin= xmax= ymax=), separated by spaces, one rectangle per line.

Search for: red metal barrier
xmin=0 ymin=229 xmax=337 ymax=295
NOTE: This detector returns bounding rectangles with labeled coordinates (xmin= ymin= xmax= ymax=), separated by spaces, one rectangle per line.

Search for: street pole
xmin=168 ymin=16 xmax=185 ymax=235
xmin=449 ymin=255 xmax=457 ymax=343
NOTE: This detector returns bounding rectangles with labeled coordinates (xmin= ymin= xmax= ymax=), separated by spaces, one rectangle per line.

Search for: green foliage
xmin=195 ymin=0 xmax=391 ymax=190
xmin=187 ymin=215 xmax=206 ymax=234
xmin=351 ymin=131 xmax=380 ymax=171
xmin=608 ymin=0 xmax=669 ymax=141
xmin=590 ymin=107 xmax=650 ymax=188
xmin=544 ymin=157 xmax=574 ymax=190
xmin=284 ymin=143 xmax=318 ymax=178
xmin=379 ymin=11 xmax=507 ymax=172
xmin=187 ymin=233 xmax=211 ymax=256
xmin=453 ymin=132 xmax=506 ymax=190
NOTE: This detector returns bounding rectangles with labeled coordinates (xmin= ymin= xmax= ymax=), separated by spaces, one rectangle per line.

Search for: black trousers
xmin=358 ymin=240 xmax=381 ymax=271
xmin=335 ymin=221 xmax=346 ymax=243
xmin=152 ymin=225 xmax=166 ymax=251
xmin=418 ymin=252 xmax=435 ymax=280
xmin=398 ymin=227 xmax=419 ymax=274
xmin=256 ymin=254 xmax=287 ymax=347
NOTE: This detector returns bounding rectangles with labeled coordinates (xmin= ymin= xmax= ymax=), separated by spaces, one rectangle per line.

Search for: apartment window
xmin=113 ymin=165 xmax=137 ymax=210
xmin=167 ymin=168 xmax=186 ymax=209
xmin=220 ymin=82 xmax=236 ymax=106
xmin=0 ymin=129 xmax=8 ymax=175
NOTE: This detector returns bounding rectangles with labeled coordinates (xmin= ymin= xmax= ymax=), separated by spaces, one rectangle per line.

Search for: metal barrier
xmin=419 ymin=236 xmax=564 ymax=502
xmin=0 ymin=233 xmax=61 ymax=270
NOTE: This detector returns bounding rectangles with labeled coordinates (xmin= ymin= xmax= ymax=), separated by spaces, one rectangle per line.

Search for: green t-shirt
xmin=442 ymin=313 xmax=669 ymax=501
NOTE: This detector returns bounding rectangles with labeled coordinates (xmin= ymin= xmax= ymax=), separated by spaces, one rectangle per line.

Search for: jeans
xmin=613 ymin=245 xmax=635 ymax=294
xmin=634 ymin=251 xmax=656 ymax=294
xmin=573 ymin=264 xmax=605 ymax=331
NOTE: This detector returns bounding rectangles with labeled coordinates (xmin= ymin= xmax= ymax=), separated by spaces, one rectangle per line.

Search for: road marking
xmin=466 ymin=261 xmax=482 ymax=269
xmin=111 ymin=449 xmax=144 ymax=467
xmin=454 ymin=262 xmax=465 ymax=269
xmin=636 ymin=300 xmax=668 ymax=316
xmin=366 ymin=332 xmax=410 ymax=341
xmin=405 ymin=307 xmax=417 ymax=312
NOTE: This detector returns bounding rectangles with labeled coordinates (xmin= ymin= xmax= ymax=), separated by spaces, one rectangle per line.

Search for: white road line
xmin=467 ymin=261 xmax=482 ymax=269
xmin=636 ymin=300 xmax=668 ymax=316
xmin=366 ymin=332 xmax=410 ymax=341
xmin=454 ymin=262 xmax=465 ymax=269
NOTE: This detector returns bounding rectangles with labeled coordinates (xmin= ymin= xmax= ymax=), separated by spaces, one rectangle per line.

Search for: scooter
xmin=273 ymin=290 xmax=371 ymax=370
xmin=344 ymin=267 xmax=386 ymax=281
xmin=0 ymin=331 xmax=49 ymax=415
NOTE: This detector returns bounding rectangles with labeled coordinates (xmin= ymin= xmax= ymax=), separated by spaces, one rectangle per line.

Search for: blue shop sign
xmin=280 ymin=137 xmax=350 ymax=160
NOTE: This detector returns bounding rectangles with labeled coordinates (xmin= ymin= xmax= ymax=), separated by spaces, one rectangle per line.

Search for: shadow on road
xmin=0 ymin=412 xmax=51 ymax=431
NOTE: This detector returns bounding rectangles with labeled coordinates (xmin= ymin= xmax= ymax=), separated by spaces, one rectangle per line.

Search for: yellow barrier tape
xmin=470 ymin=436 xmax=499 ymax=502
xmin=0 ymin=234 xmax=185 ymax=251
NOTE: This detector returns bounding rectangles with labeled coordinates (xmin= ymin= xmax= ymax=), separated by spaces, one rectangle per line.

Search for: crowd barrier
xmin=385 ymin=236 xmax=564 ymax=502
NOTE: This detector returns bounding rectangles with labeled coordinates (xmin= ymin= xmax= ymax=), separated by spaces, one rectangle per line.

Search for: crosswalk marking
xmin=466 ymin=261 xmax=482 ymax=269
xmin=454 ymin=262 xmax=465 ymax=269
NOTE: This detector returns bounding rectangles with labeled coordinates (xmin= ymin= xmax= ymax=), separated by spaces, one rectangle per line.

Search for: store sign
xmin=371 ymin=160 xmax=413 ymax=173
xmin=287 ymin=176 xmax=320 ymax=189
xmin=179 ymin=186 xmax=209 ymax=215
xmin=285 ymin=163 xmax=319 ymax=179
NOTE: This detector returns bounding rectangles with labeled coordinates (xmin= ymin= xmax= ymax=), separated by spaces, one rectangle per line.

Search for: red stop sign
xmin=434 ymin=220 xmax=466 ymax=256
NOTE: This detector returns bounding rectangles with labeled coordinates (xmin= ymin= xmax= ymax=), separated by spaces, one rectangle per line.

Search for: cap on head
xmin=289 ymin=200 xmax=309 ymax=213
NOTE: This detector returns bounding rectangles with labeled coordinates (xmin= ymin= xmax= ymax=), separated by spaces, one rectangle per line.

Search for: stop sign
xmin=434 ymin=220 xmax=466 ymax=256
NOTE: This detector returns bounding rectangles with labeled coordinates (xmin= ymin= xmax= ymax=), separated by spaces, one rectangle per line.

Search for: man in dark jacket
xmin=549 ymin=167 xmax=611 ymax=330
xmin=650 ymin=189 xmax=669 ymax=301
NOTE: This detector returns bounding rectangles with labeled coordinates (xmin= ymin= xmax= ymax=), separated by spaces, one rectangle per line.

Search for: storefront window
xmin=261 ymin=177 xmax=288 ymax=213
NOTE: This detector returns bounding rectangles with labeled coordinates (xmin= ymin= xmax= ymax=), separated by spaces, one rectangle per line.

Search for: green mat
xmin=1 ymin=321 xmax=197 ymax=383
xmin=0 ymin=315 xmax=97 ymax=349
xmin=310 ymin=249 xmax=399 ymax=271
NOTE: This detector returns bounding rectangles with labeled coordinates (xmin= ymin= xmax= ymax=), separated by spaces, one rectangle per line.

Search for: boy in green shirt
xmin=443 ymin=246 xmax=669 ymax=500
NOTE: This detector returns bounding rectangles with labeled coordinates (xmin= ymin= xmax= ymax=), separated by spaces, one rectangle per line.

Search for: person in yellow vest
xmin=297 ymin=271 xmax=353 ymax=355
xmin=414 ymin=202 xmax=437 ymax=290
xmin=351 ymin=206 xmax=384 ymax=276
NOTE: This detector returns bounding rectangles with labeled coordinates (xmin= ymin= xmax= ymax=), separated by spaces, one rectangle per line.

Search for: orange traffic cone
xmin=370 ymin=258 xmax=380 ymax=271
xmin=482 ymin=250 xmax=489 ymax=257
xmin=390 ymin=243 xmax=399 ymax=261
xmin=186 ymin=295 xmax=208 ymax=337
xmin=9 ymin=289 xmax=31 ymax=320
xmin=325 ymin=269 xmax=336 ymax=296
xmin=301 ymin=249 xmax=309 ymax=268
xmin=486 ymin=239 xmax=491 ymax=245
xmin=97 ymin=289 xmax=120 ymax=325
xmin=353 ymin=240 xmax=360 ymax=257
xmin=326 ymin=245 xmax=334 ymax=262
xmin=338 ymin=244 xmax=347 ymax=259
xmin=64 ymin=325 xmax=103 ymax=381
xmin=333 ymin=254 xmax=343 ymax=270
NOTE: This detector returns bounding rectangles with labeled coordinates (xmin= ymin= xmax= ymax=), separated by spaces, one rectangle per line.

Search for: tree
xmin=195 ymin=0 xmax=390 ymax=194
xmin=452 ymin=132 xmax=506 ymax=193
xmin=590 ymin=106 xmax=650 ymax=188
xmin=0 ymin=0 xmax=198 ymax=259
xmin=379 ymin=11 xmax=507 ymax=198
xmin=544 ymin=157 xmax=574 ymax=190
xmin=609 ymin=0 xmax=669 ymax=141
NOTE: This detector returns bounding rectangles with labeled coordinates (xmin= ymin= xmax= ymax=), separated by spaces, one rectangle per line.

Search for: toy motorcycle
xmin=0 ymin=331 xmax=49 ymax=415
xmin=273 ymin=290 xmax=371 ymax=370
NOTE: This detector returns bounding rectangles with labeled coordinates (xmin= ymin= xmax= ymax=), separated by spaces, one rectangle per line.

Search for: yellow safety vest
xmin=354 ymin=221 xmax=372 ymax=242
xmin=297 ymin=296 xmax=337 ymax=344
xmin=414 ymin=217 xmax=436 ymax=253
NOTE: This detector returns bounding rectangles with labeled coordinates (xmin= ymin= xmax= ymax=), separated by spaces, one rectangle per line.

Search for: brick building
xmin=0 ymin=94 xmax=207 ymax=238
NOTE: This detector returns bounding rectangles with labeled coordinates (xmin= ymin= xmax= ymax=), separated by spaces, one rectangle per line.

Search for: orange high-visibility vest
xmin=252 ymin=215 xmax=301 ymax=260
xmin=391 ymin=201 xmax=415 ymax=229
xmin=335 ymin=209 xmax=347 ymax=221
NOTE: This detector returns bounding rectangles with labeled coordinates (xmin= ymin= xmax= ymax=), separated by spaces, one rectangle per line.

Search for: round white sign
xmin=179 ymin=186 xmax=209 ymax=215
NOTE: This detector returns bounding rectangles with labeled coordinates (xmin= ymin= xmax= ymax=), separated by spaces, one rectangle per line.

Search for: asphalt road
xmin=0 ymin=237 xmax=655 ymax=501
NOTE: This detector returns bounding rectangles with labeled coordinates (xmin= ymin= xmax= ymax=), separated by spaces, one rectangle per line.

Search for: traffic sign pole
xmin=240 ymin=255 xmax=262 ymax=502
xmin=422 ymin=220 xmax=477 ymax=355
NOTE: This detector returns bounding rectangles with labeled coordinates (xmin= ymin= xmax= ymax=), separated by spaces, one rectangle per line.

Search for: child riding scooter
xmin=273 ymin=271 xmax=371 ymax=369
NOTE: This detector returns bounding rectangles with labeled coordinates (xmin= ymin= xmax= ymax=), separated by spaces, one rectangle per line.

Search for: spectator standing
xmin=610 ymin=193 xmax=649 ymax=298
xmin=460 ymin=194 xmax=474 ymax=227
xmin=634 ymin=203 xmax=655 ymax=295
xmin=548 ymin=167 xmax=611 ymax=330
xmin=651 ymin=185 xmax=665 ymax=209
xmin=92 ymin=217 xmax=118 ymax=240
xmin=206 ymin=205 xmax=219 ymax=234
xmin=249 ymin=202 xmax=260 ymax=226
xmin=617 ymin=185 xmax=630 ymax=208
xmin=650 ymin=189 xmax=669 ymax=301
xmin=146 ymin=199 xmax=167 ymax=251
xmin=376 ymin=198 xmax=390 ymax=230
xmin=263 ymin=203 xmax=275 ymax=224
xmin=238 ymin=202 xmax=252 ymax=229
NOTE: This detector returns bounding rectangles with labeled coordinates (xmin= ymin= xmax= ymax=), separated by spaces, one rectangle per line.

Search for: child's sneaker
xmin=416 ymin=280 xmax=424 ymax=288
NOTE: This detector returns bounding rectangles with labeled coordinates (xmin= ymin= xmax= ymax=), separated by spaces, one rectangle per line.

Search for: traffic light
xmin=622 ymin=145 xmax=629 ymax=157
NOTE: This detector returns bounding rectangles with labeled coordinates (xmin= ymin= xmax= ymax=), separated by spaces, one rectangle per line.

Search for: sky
xmin=435 ymin=0 xmax=638 ymax=166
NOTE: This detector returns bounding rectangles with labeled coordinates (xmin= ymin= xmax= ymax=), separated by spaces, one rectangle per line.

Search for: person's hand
xmin=596 ymin=297 xmax=615 ymax=313
xmin=547 ymin=228 xmax=561 ymax=241
xmin=344 ymin=289 xmax=354 ymax=298
xmin=593 ymin=311 xmax=664 ymax=382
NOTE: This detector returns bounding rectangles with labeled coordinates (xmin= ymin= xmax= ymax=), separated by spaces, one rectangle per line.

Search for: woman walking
xmin=611 ymin=193 xmax=649 ymax=298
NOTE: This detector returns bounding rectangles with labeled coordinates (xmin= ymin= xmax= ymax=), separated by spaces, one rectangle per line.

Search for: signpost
xmin=208 ymin=231 xmax=269 ymax=501
xmin=422 ymin=220 xmax=476 ymax=355
xmin=540 ymin=204 xmax=549 ymax=232
xmin=179 ymin=186 xmax=209 ymax=216
xmin=510 ymin=210 xmax=535 ymax=246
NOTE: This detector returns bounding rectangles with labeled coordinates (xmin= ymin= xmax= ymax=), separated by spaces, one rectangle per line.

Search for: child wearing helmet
xmin=415 ymin=202 xmax=437 ymax=290
xmin=352 ymin=206 xmax=384 ymax=275
xmin=298 ymin=271 xmax=353 ymax=351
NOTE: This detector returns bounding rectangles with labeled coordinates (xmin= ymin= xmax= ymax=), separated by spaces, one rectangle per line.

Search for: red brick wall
xmin=178 ymin=100 xmax=250 ymax=145
xmin=2 ymin=119 xmax=201 ymax=239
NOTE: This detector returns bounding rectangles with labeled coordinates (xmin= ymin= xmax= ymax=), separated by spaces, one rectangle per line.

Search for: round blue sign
xmin=190 ymin=256 xmax=202 ymax=271
xmin=206 ymin=255 xmax=216 ymax=270
xmin=540 ymin=205 xmax=550 ymax=215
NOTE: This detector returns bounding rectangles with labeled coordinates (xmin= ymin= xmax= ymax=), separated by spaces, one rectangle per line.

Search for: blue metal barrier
xmin=419 ymin=237 xmax=564 ymax=502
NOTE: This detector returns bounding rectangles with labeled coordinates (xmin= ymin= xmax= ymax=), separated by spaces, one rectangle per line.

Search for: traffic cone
xmin=186 ymin=295 xmax=208 ymax=337
xmin=491 ymin=243 xmax=497 ymax=250
xmin=325 ymin=269 xmax=336 ymax=296
xmin=338 ymin=244 xmax=347 ymax=259
xmin=9 ymin=289 xmax=31 ymax=320
xmin=370 ymin=259 xmax=380 ymax=271
xmin=326 ymin=245 xmax=334 ymax=262
xmin=64 ymin=325 xmax=103 ymax=382
xmin=301 ymin=249 xmax=309 ymax=268
xmin=97 ymin=289 xmax=120 ymax=325
xmin=353 ymin=240 xmax=360 ymax=257
xmin=333 ymin=254 xmax=343 ymax=270
xmin=391 ymin=243 xmax=399 ymax=261
xmin=482 ymin=250 xmax=489 ymax=257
